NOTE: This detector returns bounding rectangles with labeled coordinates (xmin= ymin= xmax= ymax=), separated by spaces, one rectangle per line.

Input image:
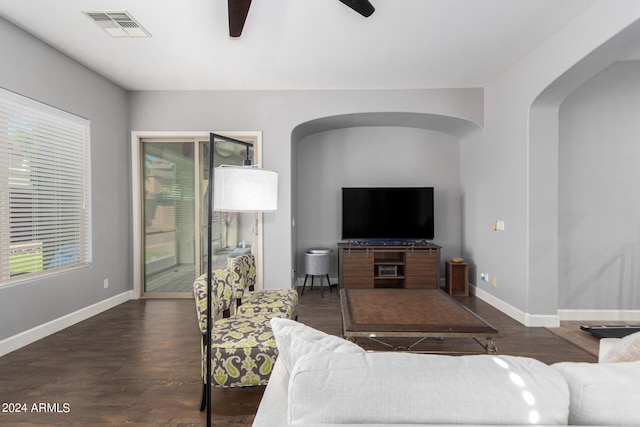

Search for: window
xmin=0 ymin=89 xmax=91 ymax=286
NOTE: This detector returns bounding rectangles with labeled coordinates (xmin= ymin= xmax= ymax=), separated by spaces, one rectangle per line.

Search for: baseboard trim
xmin=558 ymin=309 xmax=640 ymax=321
xmin=0 ymin=291 xmax=134 ymax=357
xmin=471 ymin=285 xmax=560 ymax=327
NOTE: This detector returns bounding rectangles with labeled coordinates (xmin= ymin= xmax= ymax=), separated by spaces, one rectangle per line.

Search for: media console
xmin=338 ymin=242 xmax=441 ymax=289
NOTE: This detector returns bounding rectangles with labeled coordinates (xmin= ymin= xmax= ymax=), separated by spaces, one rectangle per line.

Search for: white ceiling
xmin=0 ymin=0 xmax=610 ymax=91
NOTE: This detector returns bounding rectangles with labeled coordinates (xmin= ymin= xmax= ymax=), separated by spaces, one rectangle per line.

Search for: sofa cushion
xmin=238 ymin=289 xmax=299 ymax=320
xmin=552 ymin=361 xmax=640 ymax=426
xmin=209 ymin=314 xmax=278 ymax=388
xmin=601 ymin=331 xmax=640 ymax=363
xmin=270 ymin=317 xmax=364 ymax=373
xmin=193 ymin=269 xmax=234 ymax=333
xmin=288 ymin=352 xmax=570 ymax=426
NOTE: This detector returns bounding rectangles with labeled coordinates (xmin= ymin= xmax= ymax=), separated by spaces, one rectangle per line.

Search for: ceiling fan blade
xmin=338 ymin=0 xmax=375 ymax=17
xmin=228 ymin=0 xmax=252 ymax=38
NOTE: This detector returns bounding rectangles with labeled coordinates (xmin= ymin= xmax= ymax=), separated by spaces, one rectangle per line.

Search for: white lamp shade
xmin=213 ymin=166 xmax=278 ymax=212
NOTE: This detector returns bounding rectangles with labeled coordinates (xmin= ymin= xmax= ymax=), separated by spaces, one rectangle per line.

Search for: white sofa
xmin=253 ymin=318 xmax=640 ymax=427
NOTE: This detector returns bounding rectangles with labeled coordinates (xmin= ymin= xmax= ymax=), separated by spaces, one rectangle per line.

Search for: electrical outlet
xmin=103 ymin=278 xmax=109 ymax=289
xmin=480 ymin=273 xmax=489 ymax=282
xmin=491 ymin=276 xmax=497 ymax=288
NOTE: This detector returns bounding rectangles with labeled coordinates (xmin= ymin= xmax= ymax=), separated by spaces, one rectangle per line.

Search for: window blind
xmin=0 ymin=88 xmax=91 ymax=286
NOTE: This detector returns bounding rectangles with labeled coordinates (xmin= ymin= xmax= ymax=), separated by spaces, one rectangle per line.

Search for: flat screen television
xmin=341 ymin=187 xmax=434 ymax=241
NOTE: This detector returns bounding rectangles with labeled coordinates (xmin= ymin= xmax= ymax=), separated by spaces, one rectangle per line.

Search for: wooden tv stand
xmin=338 ymin=243 xmax=441 ymax=289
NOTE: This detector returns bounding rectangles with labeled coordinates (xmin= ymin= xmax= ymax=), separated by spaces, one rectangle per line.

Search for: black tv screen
xmin=341 ymin=187 xmax=434 ymax=241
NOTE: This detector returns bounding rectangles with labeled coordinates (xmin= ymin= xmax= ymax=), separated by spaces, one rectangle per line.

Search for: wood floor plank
xmin=0 ymin=287 xmax=595 ymax=426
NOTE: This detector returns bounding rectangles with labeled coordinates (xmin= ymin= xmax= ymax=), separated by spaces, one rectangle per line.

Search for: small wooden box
xmin=445 ymin=261 xmax=469 ymax=296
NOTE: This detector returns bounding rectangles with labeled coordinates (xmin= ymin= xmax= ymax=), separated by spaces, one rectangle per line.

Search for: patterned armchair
xmin=193 ymin=268 xmax=279 ymax=411
xmin=229 ymin=254 xmax=299 ymax=320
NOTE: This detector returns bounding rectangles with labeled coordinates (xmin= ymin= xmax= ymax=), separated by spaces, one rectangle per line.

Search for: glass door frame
xmin=130 ymin=131 xmax=264 ymax=299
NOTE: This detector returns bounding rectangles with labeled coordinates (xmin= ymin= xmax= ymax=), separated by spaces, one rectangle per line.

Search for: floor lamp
xmin=205 ymin=133 xmax=278 ymax=427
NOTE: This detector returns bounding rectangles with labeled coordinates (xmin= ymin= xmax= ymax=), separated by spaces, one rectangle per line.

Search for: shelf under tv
xmin=338 ymin=242 xmax=441 ymax=289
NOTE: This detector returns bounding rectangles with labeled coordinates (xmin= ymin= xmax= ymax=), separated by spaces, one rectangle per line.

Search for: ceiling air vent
xmin=84 ymin=11 xmax=151 ymax=38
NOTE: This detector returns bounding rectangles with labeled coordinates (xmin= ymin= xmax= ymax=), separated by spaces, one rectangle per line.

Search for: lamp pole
xmin=205 ymin=133 xmax=254 ymax=427
xmin=205 ymin=133 xmax=215 ymax=427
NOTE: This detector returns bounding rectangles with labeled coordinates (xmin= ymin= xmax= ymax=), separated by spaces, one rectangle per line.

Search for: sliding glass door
xmin=142 ymin=140 xmax=196 ymax=295
xmin=198 ymin=137 xmax=256 ymax=275
xmin=133 ymin=133 xmax=260 ymax=298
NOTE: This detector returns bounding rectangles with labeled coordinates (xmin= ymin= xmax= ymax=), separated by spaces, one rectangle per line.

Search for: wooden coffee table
xmin=340 ymin=288 xmax=499 ymax=354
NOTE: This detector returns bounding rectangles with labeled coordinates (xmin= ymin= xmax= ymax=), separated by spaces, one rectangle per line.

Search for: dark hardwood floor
xmin=0 ymin=287 xmax=595 ymax=426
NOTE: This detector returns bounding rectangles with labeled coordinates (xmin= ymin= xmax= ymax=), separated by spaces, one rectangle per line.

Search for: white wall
xmin=5 ymin=0 xmax=640 ymax=351
xmin=558 ymin=60 xmax=640 ymax=311
xmin=129 ymin=89 xmax=483 ymax=290
xmin=127 ymin=2 xmax=640 ymax=326
xmin=461 ymin=1 xmax=640 ymax=325
xmin=0 ymin=17 xmax=131 ymax=349
xmin=295 ymin=126 xmax=461 ymax=280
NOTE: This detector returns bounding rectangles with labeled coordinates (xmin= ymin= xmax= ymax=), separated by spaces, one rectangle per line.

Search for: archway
xmin=528 ymin=19 xmax=640 ymax=321
xmin=290 ymin=112 xmax=482 ymax=287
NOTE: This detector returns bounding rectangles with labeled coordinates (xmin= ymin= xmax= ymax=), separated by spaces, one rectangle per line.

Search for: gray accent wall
xmin=0 ymin=17 xmax=130 ymax=342
xmin=558 ymin=60 xmax=640 ymax=310
xmin=460 ymin=6 xmax=640 ymax=324
xmin=128 ymin=89 xmax=483 ymax=291
xmin=295 ymin=126 xmax=461 ymax=280
xmin=3 ymin=2 xmax=640 ymax=348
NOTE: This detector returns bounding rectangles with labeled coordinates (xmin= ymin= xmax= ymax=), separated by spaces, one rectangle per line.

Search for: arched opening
xmin=290 ymin=112 xmax=481 ymax=287
xmin=528 ymin=18 xmax=640 ymax=320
